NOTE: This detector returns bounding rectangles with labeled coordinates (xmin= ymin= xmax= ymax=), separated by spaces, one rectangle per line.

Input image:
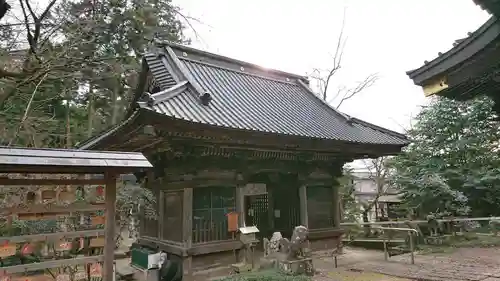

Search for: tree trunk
xmin=65 ymin=97 xmax=71 ymax=148
xmin=111 ymin=84 xmax=119 ymax=125
xmin=362 ymin=209 xmax=370 ymax=237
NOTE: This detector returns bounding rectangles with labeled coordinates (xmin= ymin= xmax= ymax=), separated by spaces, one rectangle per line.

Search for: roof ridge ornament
xmin=163 ymin=46 xmax=213 ymax=107
xmin=199 ymin=91 xmax=212 ymax=106
xmin=142 ymin=81 xmax=190 ymax=106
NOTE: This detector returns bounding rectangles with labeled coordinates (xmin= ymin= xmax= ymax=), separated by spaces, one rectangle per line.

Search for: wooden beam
xmin=267 ymin=187 xmax=275 ymax=230
xmin=182 ymin=187 xmax=193 ymax=248
xmin=0 ymin=178 xmax=107 ymax=186
xmin=182 ymin=187 xmax=193 ymax=280
xmin=137 ymin=238 xmax=243 ymax=257
xmin=159 ymin=190 xmax=165 ymax=239
xmin=138 ymin=237 xmax=186 ymax=256
xmin=299 ymin=185 xmax=308 ymax=227
xmin=332 ymin=184 xmax=340 ymax=228
xmin=144 ymin=112 xmax=404 ymax=155
xmin=0 ymin=255 xmax=104 ymax=274
xmin=3 ymin=202 xmax=105 ymax=216
xmin=235 ymin=185 xmax=245 ymax=227
xmin=0 ymin=229 xmax=105 ymax=244
xmin=188 ymin=240 xmax=242 ymax=256
xmin=308 ymin=228 xmax=344 ymax=240
xmin=103 ymin=173 xmax=117 ymax=281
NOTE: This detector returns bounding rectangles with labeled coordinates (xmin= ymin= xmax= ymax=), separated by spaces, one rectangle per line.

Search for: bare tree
xmin=359 ymin=157 xmax=392 ymax=224
xmin=0 ymin=0 xmax=108 ymax=147
xmin=310 ymin=8 xmax=378 ymax=108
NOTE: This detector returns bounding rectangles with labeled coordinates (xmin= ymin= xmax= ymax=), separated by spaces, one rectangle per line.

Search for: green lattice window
xmin=192 ymin=186 xmax=236 ymax=243
xmin=306 ymin=185 xmax=334 ymax=229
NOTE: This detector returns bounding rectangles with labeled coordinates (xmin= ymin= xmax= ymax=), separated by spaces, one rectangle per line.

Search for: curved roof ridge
xmin=295 ymin=79 xmax=353 ymax=123
xmin=348 ymin=117 xmax=408 ymax=140
xmin=178 ymin=55 xmax=302 ymax=86
xmin=407 ymin=16 xmax=497 ymax=82
xmin=155 ymin=40 xmax=310 ymax=83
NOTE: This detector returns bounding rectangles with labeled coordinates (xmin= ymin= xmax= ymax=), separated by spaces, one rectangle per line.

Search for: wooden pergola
xmin=0 ymin=147 xmax=152 ymax=281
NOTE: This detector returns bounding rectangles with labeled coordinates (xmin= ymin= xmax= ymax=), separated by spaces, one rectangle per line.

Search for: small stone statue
xmin=427 ymin=214 xmax=441 ymax=237
xmin=264 ymin=232 xmax=283 ymax=257
xmin=490 ymin=219 xmax=500 ymax=236
xmin=277 ymin=225 xmax=313 ymax=276
xmin=279 ymin=226 xmax=309 ymax=259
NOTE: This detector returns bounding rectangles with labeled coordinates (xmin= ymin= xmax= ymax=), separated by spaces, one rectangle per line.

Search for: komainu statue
xmin=279 ymin=226 xmax=309 ymax=259
xmin=277 ymin=225 xmax=314 ymax=276
xmin=263 ymin=232 xmax=283 ymax=257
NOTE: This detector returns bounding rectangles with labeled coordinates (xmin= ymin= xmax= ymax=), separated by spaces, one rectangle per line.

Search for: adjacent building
xmin=352 ymin=170 xmax=401 ymax=222
xmin=407 ymin=1 xmax=499 ymax=110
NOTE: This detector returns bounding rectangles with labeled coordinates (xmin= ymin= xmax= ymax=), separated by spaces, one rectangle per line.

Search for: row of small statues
xmin=426 ymin=214 xmax=500 ymax=236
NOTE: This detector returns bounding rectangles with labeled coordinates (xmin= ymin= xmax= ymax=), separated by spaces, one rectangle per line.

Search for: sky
xmin=173 ymin=0 xmax=490 ymax=134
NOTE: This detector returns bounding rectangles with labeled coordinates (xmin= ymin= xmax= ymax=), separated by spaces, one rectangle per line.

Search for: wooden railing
xmin=340 ymin=217 xmax=500 ymax=243
xmin=192 ymin=220 xmax=235 ymax=244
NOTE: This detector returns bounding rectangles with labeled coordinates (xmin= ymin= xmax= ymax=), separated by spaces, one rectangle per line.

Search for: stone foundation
xmin=310 ymin=236 xmax=341 ymax=252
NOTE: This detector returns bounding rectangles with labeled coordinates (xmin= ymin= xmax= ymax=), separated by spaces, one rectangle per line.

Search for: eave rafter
xmin=407 ymin=16 xmax=500 ymax=98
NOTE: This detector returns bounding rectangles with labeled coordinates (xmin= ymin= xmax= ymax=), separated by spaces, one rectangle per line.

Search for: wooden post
xmin=332 ymin=184 xmax=340 ymax=228
xmin=267 ymin=186 xmax=275 ymax=231
xmin=236 ymin=184 xmax=245 ymax=227
xmin=299 ymin=185 xmax=308 ymax=227
xmin=103 ymin=172 xmax=117 ymax=281
xmin=182 ymin=187 xmax=193 ymax=280
xmin=158 ymin=190 xmax=164 ymax=239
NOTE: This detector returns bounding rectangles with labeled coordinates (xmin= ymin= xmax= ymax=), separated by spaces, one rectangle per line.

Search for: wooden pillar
xmin=158 ymin=190 xmax=164 ymax=239
xmin=267 ymin=186 xmax=275 ymax=231
xmin=299 ymin=185 xmax=308 ymax=227
xmin=332 ymin=184 xmax=340 ymax=228
xmin=103 ymin=172 xmax=117 ymax=281
xmin=236 ymin=184 xmax=245 ymax=227
xmin=182 ymin=187 xmax=193 ymax=280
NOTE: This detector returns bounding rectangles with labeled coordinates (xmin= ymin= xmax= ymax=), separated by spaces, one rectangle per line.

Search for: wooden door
xmin=245 ymin=194 xmax=270 ymax=239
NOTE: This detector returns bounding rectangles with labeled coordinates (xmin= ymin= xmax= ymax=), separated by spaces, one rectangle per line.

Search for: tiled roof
xmin=138 ymin=43 xmax=408 ymax=146
xmin=407 ymin=16 xmax=498 ymax=85
xmin=474 ymin=0 xmax=500 ymax=15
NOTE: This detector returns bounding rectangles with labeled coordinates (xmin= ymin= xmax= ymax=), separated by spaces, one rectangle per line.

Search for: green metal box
xmin=131 ymin=247 xmax=158 ymax=270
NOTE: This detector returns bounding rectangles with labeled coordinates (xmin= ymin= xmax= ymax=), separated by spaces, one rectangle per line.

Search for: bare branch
xmin=309 ymin=7 xmax=380 ymax=110
xmin=310 ymin=7 xmax=347 ymax=101
xmin=359 ymin=156 xmax=392 ymax=218
xmin=8 ymin=73 xmax=48 ymax=146
xmin=335 ymin=73 xmax=378 ymax=109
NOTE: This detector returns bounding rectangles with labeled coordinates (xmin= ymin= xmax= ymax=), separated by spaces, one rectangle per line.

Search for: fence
xmin=339 ymin=217 xmax=500 ymax=263
xmin=192 ymin=219 xmax=235 ymax=244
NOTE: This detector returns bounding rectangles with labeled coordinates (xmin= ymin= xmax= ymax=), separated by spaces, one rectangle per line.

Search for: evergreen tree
xmin=390 ymin=96 xmax=500 ymax=218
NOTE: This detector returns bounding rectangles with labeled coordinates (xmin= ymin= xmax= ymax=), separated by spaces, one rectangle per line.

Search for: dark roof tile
xmin=139 ymin=43 xmax=408 ymax=146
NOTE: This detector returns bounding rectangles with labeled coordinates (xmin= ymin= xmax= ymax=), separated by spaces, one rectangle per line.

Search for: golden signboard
xmin=422 ymin=77 xmax=448 ymax=96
